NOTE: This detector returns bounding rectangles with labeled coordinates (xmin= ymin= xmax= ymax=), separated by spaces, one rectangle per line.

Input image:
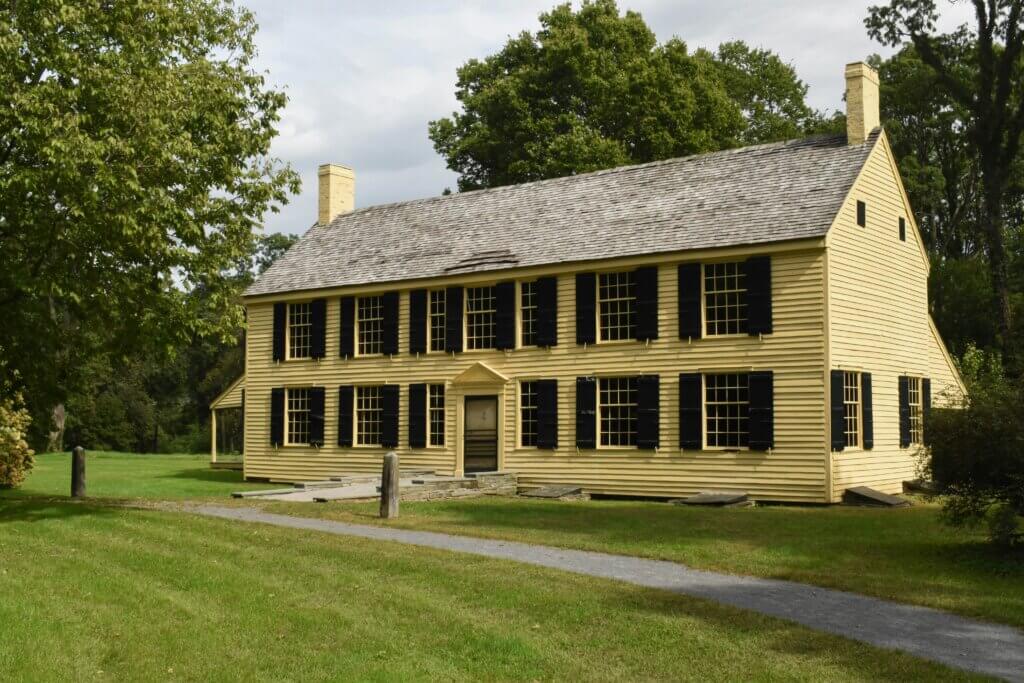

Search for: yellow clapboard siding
xmin=826 ymin=133 xmax=964 ymax=500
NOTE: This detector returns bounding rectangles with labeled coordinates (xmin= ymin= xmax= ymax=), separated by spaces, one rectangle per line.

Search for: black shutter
xmin=309 ymin=387 xmax=325 ymax=447
xmin=495 ymin=281 xmax=516 ymax=350
xmin=381 ymin=385 xmax=399 ymax=448
xmin=272 ymin=303 xmax=286 ymax=361
xmin=270 ymin=387 xmax=284 ymax=446
xmin=310 ymin=299 xmax=327 ymax=359
xmin=677 ymin=263 xmax=702 ymax=339
xmin=862 ymin=373 xmax=874 ymax=449
xmin=745 ymin=256 xmax=773 ymax=336
xmin=575 ymin=376 xmax=597 ymax=448
xmin=635 ymin=266 xmax=659 ymax=341
xmin=537 ymin=379 xmax=558 ymax=449
xmin=408 ymin=383 xmax=427 ymax=448
xmin=382 ymin=291 xmax=399 ymax=355
xmin=536 ymin=276 xmax=558 ymax=347
xmin=576 ymin=273 xmax=596 ymax=345
xmin=637 ymin=374 xmax=660 ymax=449
xmin=339 ymin=296 xmax=355 ymax=358
xmin=445 ymin=286 xmax=463 ymax=353
xmin=898 ymin=376 xmax=911 ymax=448
xmin=922 ymin=378 xmax=932 ymax=445
xmin=337 ymin=385 xmax=353 ymax=447
xmin=830 ymin=370 xmax=845 ymax=452
xmin=409 ymin=289 xmax=427 ymax=354
xmin=679 ymin=373 xmax=703 ymax=449
xmin=748 ymin=371 xmax=774 ymax=451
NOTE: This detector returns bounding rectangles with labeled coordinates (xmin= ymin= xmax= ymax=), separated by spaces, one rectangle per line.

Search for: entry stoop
xmin=842 ymin=486 xmax=911 ymax=508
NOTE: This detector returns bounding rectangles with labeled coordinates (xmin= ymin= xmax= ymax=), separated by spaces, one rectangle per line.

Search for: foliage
xmin=925 ymin=363 xmax=1024 ymax=547
xmin=0 ymin=0 xmax=300 ymax=443
xmin=0 ymin=366 xmax=34 ymax=488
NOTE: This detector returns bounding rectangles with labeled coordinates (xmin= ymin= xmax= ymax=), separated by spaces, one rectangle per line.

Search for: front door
xmin=464 ymin=396 xmax=498 ymax=473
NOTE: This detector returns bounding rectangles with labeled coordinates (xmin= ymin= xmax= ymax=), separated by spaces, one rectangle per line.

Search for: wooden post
xmin=71 ymin=446 xmax=86 ymax=498
xmin=380 ymin=451 xmax=399 ymax=519
xmin=210 ymin=409 xmax=218 ymax=464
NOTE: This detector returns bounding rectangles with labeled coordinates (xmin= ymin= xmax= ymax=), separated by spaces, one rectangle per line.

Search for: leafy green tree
xmin=867 ymin=0 xmax=1024 ymax=353
xmin=0 ymin=362 xmax=34 ymax=488
xmin=0 ymin=0 xmax=299 ymax=440
xmin=429 ymin=0 xmax=745 ymax=190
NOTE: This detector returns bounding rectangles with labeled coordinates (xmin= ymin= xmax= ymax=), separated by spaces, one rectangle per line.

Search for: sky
xmin=246 ymin=0 xmax=973 ymax=236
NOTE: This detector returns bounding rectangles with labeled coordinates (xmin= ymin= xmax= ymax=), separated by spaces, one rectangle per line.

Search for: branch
xmin=909 ymin=34 xmax=975 ymax=108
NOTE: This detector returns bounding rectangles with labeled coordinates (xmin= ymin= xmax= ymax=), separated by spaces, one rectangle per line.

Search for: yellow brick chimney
xmin=318 ymin=163 xmax=355 ymax=225
xmin=845 ymin=62 xmax=880 ymax=145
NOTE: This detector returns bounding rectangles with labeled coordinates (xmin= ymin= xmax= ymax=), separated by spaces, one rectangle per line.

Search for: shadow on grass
xmin=0 ymin=497 xmax=123 ymax=524
xmin=160 ymin=467 xmax=249 ymax=485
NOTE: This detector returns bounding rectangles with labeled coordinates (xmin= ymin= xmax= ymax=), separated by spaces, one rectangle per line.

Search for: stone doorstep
xmin=671 ymin=491 xmax=750 ymax=506
xmin=520 ymin=485 xmax=586 ymax=500
xmin=843 ymin=486 xmax=912 ymax=508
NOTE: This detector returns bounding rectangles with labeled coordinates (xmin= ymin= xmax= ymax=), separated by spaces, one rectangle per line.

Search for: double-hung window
xmin=843 ymin=371 xmax=862 ymax=448
xmin=288 ymin=303 xmax=312 ymax=359
xmin=429 ymin=290 xmax=446 ymax=352
xmin=428 ymin=384 xmax=445 ymax=447
xmin=705 ymin=373 xmax=750 ymax=448
xmin=286 ymin=388 xmax=311 ymax=445
xmin=520 ymin=381 xmax=538 ymax=447
xmin=357 ymin=296 xmax=384 ymax=355
xmin=598 ymin=271 xmax=636 ymax=341
xmin=907 ymin=376 xmax=923 ymax=445
xmin=520 ymin=281 xmax=538 ymax=347
xmin=356 ymin=386 xmax=382 ymax=446
xmin=704 ymin=262 xmax=748 ymax=336
xmin=466 ymin=286 xmax=497 ymax=349
xmin=599 ymin=377 xmax=637 ymax=446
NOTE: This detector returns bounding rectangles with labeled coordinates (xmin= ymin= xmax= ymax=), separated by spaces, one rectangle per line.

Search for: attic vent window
xmin=899 ymin=217 xmax=906 ymax=242
xmin=445 ymin=249 xmax=519 ymax=273
xmin=856 ymin=200 xmax=866 ymax=227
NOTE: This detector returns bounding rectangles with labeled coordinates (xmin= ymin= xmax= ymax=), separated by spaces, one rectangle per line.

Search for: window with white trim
xmin=466 ymin=286 xmax=497 ymax=350
xmin=286 ymin=388 xmax=311 ymax=445
xmin=521 ymin=281 xmax=538 ymax=347
xmin=357 ymin=296 xmax=384 ymax=355
xmin=704 ymin=262 xmax=748 ymax=336
xmin=844 ymin=371 xmax=861 ymax=448
xmin=428 ymin=384 xmax=445 ymax=447
xmin=520 ymin=381 xmax=538 ymax=447
xmin=705 ymin=373 xmax=749 ymax=448
xmin=599 ymin=376 xmax=637 ymax=446
xmin=288 ymin=302 xmax=312 ymax=359
xmin=908 ymin=376 xmax=923 ymax=445
xmin=429 ymin=290 xmax=446 ymax=352
xmin=598 ymin=271 xmax=636 ymax=341
xmin=356 ymin=386 xmax=382 ymax=446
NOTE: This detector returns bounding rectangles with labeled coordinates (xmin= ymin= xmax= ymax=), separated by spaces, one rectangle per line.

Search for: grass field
xmin=258 ymin=495 xmax=1024 ymax=629
xmin=0 ymin=498 xmax=983 ymax=681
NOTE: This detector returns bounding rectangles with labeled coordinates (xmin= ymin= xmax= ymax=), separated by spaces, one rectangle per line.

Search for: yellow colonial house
xmin=227 ymin=62 xmax=964 ymax=503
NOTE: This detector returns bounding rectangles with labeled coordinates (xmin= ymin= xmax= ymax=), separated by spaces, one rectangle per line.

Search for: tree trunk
xmin=46 ymin=403 xmax=66 ymax=453
xmin=981 ymin=185 xmax=1014 ymax=354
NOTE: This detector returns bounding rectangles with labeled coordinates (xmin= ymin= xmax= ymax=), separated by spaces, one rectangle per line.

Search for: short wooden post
xmin=380 ymin=451 xmax=399 ymax=519
xmin=71 ymin=446 xmax=86 ymax=498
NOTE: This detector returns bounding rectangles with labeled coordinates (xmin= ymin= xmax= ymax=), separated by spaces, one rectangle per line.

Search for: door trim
xmin=452 ymin=361 xmax=508 ymax=476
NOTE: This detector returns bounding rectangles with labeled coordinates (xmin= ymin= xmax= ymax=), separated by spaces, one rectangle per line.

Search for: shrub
xmin=0 ymin=385 xmax=35 ymax=489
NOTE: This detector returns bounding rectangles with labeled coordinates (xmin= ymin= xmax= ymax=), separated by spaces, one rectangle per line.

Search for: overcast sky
xmin=246 ymin=0 xmax=972 ymax=236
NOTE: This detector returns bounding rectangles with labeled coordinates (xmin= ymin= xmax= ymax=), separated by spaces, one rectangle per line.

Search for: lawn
xmin=257 ymin=495 xmax=1024 ymax=630
xmin=0 ymin=497 xmax=983 ymax=681
xmin=4 ymin=451 xmax=276 ymax=500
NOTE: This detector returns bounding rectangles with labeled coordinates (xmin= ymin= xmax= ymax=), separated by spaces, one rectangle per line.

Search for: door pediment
xmin=452 ymin=361 xmax=509 ymax=386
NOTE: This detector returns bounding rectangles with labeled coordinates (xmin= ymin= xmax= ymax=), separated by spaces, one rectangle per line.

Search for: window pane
xmin=287 ymin=388 xmax=311 ymax=444
xmin=705 ymin=374 xmax=750 ymax=448
xmin=466 ymin=286 xmax=497 ymax=349
xmin=288 ymin=303 xmax=312 ymax=359
xmin=356 ymin=386 xmax=382 ymax=446
xmin=358 ymin=296 xmax=384 ymax=355
xmin=908 ymin=377 xmax=923 ymax=445
xmin=598 ymin=272 xmax=636 ymax=341
xmin=520 ymin=381 xmax=538 ymax=447
xmin=521 ymin=281 xmax=538 ymax=347
xmin=843 ymin=371 xmax=861 ymax=448
xmin=429 ymin=384 xmax=445 ymax=447
xmin=599 ymin=377 xmax=637 ymax=446
xmin=429 ymin=290 xmax=446 ymax=352
xmin=704 ymin=262 xmax=748 ymax=336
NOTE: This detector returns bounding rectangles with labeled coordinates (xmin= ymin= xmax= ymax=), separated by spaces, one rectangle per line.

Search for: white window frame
xmin=703 ymin=261 xmax=748 ymax=337
xmin=355 ymin=385 xmax=383 ymax=447
xmin=519 ymin=380 xmax=539 ymax=448
xmin=520 ymin=280 xmax=538 ymax=348
xmin=597 ymin=271 xmax=636 ymax=342
xmin=287 ymin=302 xmax=313 ymax=359
xmin=465 ymin=285 xmax=497 ymax=350
xmin=356 ymin=295 xmax=384 ymax=356
xmin=843 ymin=371 xmax=862 ymax=449
xmin=285 ymin=387 xmax=311 ymax=446
xmin=428 ymin=383 xmax=446 ymax=447
xmin=907 ymin=376 xmax=924 ymax=445
xmin=428 ymin=289 xmax=446 ymax=353
xmin=598 ymin=376 xmax=638 ymax=448
xmin=704 ymin=373 xmax=750 ymax=450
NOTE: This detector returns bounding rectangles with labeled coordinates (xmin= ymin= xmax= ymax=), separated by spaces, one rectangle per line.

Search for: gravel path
xmin=191 ymin=504 xmax=1024 ymax=681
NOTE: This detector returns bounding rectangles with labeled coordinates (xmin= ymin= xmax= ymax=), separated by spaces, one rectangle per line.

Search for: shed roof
xmin=245 ymin=131 xmax=877 ymax=297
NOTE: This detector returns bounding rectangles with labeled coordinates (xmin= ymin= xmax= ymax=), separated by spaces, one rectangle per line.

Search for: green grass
xmin=4 ymin=451 xmax=276 ymax=500
xmin=0 ymin=498 xmax=983 ymax=681
xmin=256 ymin=496 xmax=1024 ymax=629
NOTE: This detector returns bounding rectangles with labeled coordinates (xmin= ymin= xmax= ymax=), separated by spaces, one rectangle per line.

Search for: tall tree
xmin=429 ymin=0 xmax=745 ymax=191
xmin=0 ymin=1 xmax=299 ymax=434
xmin=867 ymin=0 xmax=1024 ymax=353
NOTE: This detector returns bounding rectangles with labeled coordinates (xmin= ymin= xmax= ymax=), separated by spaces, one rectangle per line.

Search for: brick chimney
xmin=317 ymin=163 xmax=355 ymax=225
xmin=845 ymin=62 xmax=880 ymax=145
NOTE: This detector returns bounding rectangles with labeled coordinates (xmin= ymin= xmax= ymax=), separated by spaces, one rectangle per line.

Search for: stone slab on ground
xmin=520 ymin=485 xmax=587 ymax=500
xmin=188 ymin=504 xmax=1024 ymax=682
xmin=843 ymin=486 xmax=911 ymax=508
xmin=672 ymin=491 xmax=749 ymax=506
xmin=903 ymin=479 xmax=939 ymax=495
